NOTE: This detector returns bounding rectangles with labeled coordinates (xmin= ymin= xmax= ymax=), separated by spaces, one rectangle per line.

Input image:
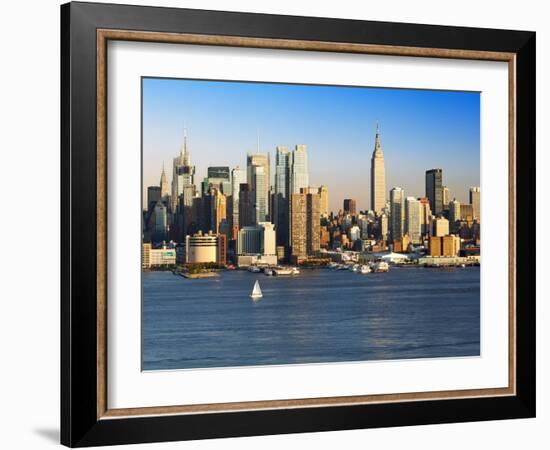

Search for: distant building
xmin=203 ymin=166 xmax=231 ymax=195
xmin=290 ymin=187 xmax=320 ymax=262
xmin=429 ymin=235 xmax=460 ymax=257
xmin=349 ymin=225 xmax=361 ymax=242
xmin=209 ymin=187 xmax=226 ymax=234
xmin=231 ymin=166 xmax=246 ymax=232
xmin=172 ymin=129 xmax=195 ymax=213
xmin=426 ymin=169 xmax=443 ymax=215
xmin=449 ymin=198 xmax=461 ymax=222
xmin=390 ymin=187 xmax=405 ymax=242
xmin=237 ymin=222 xmax=277 ymax=266
xmin=460 ymin=204 xmax=474 ymax=222
xmin=142 ymin=242 xmax=176 ymax=268
xmin=238 ymin=183 xmax=255 ymax=228
xmin=319 ymin=185 xmax=329 ymax=217
xmin=290 ymin=145 xmax=309 ymax=195
xmin=343 ymin=199 xmax=357 ymax=215
xmin=370 ymin=123 xmax=387 ymax=214
xmin=247 ymin=152 xmax=270 ymax=221
xmin=470 ymin=187 xmax=481 ymax=221
xmin=379 ymin=213 xmax=389 ymax=243
xmin=405 ymin=197 xmax=422 ymax=244
xmin=274 ymin=146 xmax=291 ymax=249
xmin=442 ymin=186 xmax=450 ymax=209
xmin=418 ymin=197 xmax=432 ymax=236
xmin=152 ymin=198 xmax=168 ymax=242
xmin=432 ymin=216 xmax=449 ymax=237
xmin=147 ymin=186 xmax=161 ymax=212
xmin=185 ymin=231 xmax=226 ymax=264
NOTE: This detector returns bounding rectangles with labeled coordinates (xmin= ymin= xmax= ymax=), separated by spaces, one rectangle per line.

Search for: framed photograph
xmin=61 ymin=1 xmax=536 ymax=447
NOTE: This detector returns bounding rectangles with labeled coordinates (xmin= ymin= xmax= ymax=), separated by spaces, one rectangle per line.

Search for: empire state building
xmin=370 ymin=124 xmax=386 ymax=214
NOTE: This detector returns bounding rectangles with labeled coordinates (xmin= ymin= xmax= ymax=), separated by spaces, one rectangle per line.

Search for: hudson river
xmin=142 ymin=267 xmax=480 ymax=370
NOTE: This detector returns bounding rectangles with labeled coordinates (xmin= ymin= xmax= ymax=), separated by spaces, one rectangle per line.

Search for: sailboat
xmin=250 ymin=280 xmax=263 ymax=300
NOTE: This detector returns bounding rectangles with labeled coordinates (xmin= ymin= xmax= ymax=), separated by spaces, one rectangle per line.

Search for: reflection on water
xmin=142 ymin=267 xmax=480 ymax=370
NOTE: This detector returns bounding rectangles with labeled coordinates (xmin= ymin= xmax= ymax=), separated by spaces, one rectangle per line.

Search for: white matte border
xmin=107 ymin=41 xmax=509 ymax=409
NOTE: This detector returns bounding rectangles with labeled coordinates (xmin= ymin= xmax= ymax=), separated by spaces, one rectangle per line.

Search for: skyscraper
xmin=343 ymin=199 xmax=357 ymax=215
xmin=231 ymin=166 xmax=246 ymax=232
xmin=172 ymin=129 xmax=195 ymax=213
xmin=442 ymin=186 xmax=450 ymax=209
xmin=274 ymin=146 xmax=291 ymax=248
xmin=418 ymin=197 xmax=432 ymax=236
xmin=247 ymin=152 xmax=270 ymax=221
xmin=251 ymin=165 xmax=267 ymax=224
xmin=291 ymin=145 xmax=309 ymax=194
xmin=203 ymin=166 xmax=231 ymax=195
xmin=318 ymin=185 xmax=329 ymax=217
xmin=370 ymin=124 xmax=386 ymax=214
xmin=469 ymin=187 xmax=481 ymax=221
xmin=290 ymin=187 xmax=320 ymax=262
xmin=209 ymin=187 xmax=226 ymax=235
xmin=425 ymin=169 xmax=443 ymax=215
xmin=390 ymin=187 xmax=405 ymax=242
xmin=449 ymin=198 xmax=461 ymax=222
xmin=405 ymin=196 xmax=422 ymax=244
xmin=160 ymin=163 xmax=169 ymax=204
xmin=238 ymin=183 xmax=255 ymax=228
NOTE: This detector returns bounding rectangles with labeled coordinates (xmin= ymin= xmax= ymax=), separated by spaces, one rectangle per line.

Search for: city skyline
xmin=143 ymin=78 xmax=480 ymax=211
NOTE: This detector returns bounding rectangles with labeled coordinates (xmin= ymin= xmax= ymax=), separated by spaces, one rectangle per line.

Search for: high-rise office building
xmin=152 ymin=198 xmax=168 ymax=242
xmin=442 ymin=186 xmax=450 ymax=209
xmin=172 ymin=129 xmax=195 ymax=212
xmin=209 ymin=187 xmax=226 ymax=235
xmin=432 ymin=217 xmax=450 ymax=237
xmin=274 ymin=146 xmax=291 ymax=248
xmin=237 ymin=222 xmax=277 ymax=266
xmin=426 ymin=169 xmax=443 ymax=215
xmin=418 ymin=197 xmax=432 ymax=236
xmin=231 ymin=166 xmax=246 ymax=232
xmin=449 ymin=198 xmax=461 ymax=222
xmin=290 ymin=187 xmax=320 ymax=261
xmin=251 ymin=165 xmax=267 ymax=224
xmin=370 ymin=124 xmax=386 ymax=214
xmin=203 ymin=166 xmax=231 ymax=195
xmin=238 ymin=183 xmax=255 ymax=229
xmin=318 ymin=185 xmax=329 ymax=217
xmin=390 ymin=187 xmax=405 ymax=242
xmin=147 ymin=186 xmax=161 ymax=212
xmin=247 ymin=152 xmax=270 ymax=221
xmin=469 ymin=187 xmax=481 ymax=221
xmin=405 ymin=196 xmax=422 ymax=244
xmin=291 ymin=145 xmax=309 ymax=194
xmin=343 ymin=199 xmax=357 ymax=215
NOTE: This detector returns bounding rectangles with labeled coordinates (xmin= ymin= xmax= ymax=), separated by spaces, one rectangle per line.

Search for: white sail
xmin=251 ymin=280 xmax=263 ymax=298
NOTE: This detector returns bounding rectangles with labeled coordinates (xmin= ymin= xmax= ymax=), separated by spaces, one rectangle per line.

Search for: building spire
xmin=374 ymin=121 xmax=382 ymax=154
xmin=182 ymin=126 xmax=190 ymax=166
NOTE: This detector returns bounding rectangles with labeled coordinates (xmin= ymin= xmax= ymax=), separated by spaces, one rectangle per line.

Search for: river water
xmin=142 ymin=266 xmax=480 ymax=370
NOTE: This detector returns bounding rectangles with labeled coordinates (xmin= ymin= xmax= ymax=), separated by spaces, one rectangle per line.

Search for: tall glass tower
xmin=274 ymin=146 xmax=291 ymax=247
xmin=425 ymin=168 xmax=443 ymax=215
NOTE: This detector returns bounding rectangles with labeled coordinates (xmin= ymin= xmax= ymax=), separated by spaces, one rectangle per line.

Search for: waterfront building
xmin=390 ymin=187 xmax=405 ymax=242
xmin=426 ymin=168 xmax=443 ymax=215
xmin=237 ymin=222 xmax=277 ymax=266
xmin=274 ymin=146 xmax=291 ymax=249
xmin=343 ymin=199 xmax=357 ymax=215
xmin=449 ymin=198 xmax=461 ymax=223
xmin=370 ymin=123 xmax=386 ymax=214
xmin=238 ymin=183 xmax=255 ymax=228
xmin=393 ymin=234 xmax=410 ymax=253
xmin=470 ymin=187 xmax=481 ymax=221
xmin=185 ymin=231 xmax=226 ymax=264
xmin=442 ymin=186 xmax=450 ymax=209
xmin=172 ymin=129 xmax=195 ymax=212
xmin=319 ymin=185 xmax=329 ymax=218
xmin=247 ymin=152 xmax=270 ymax=221
xmin=405 ymin=196 xmax=422 ymax=244
xmin=442 ymin=235 xmax=461 ymax=257
xmin=231 ymin=166 xmax=246 ymax=233
xmin=290 ymin=187 xmax=320 ymax=262
xmin=142 ymin=242 xmax=176 ymax=267
xmin=432 ymin=216 xmax=450 ymax=237
xmin=291 ymin=145 xmax=309 ymax=194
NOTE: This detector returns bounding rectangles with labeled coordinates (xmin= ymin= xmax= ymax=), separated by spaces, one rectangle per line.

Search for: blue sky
xmin=142 ymin=78 xmax=480 ymax=212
